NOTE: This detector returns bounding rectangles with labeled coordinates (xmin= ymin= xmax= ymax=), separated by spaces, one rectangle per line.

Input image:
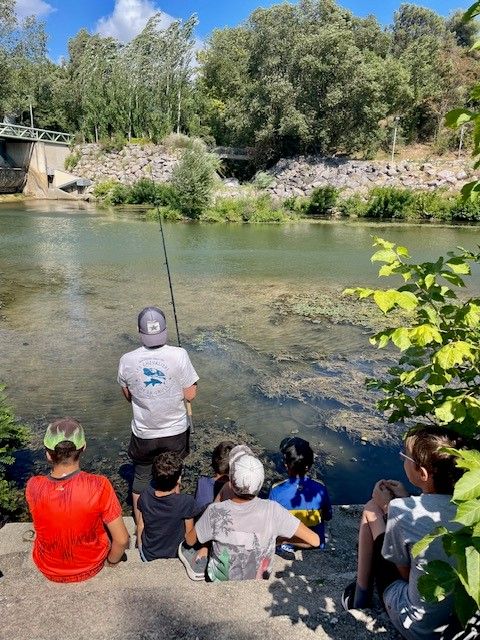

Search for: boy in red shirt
xmin=26 ymin=418 xmax=129 ymax=583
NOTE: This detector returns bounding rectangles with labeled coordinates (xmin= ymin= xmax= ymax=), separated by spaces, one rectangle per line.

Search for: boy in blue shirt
xmin=269 ymin=437 xmax=332 ymax=554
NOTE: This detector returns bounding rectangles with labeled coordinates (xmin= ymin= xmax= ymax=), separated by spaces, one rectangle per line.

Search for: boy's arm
xmin=396 ymin=565 xmax=410 ymax=581
xmin=136 ymin=512 xmax=144 ymax=549
xmin=185 ymin=521 xmax=198 ymax=546
xmin=287 ymin=521 xmax=320 ymax=548
xmin=104 ymin=516 xmax=129 ymax=566
xmin=121 ymin=387 xmax=132 ymax=402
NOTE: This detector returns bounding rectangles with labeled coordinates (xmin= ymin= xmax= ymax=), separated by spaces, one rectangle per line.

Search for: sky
xmin=14 ymin=0 xmax=469 ymax=62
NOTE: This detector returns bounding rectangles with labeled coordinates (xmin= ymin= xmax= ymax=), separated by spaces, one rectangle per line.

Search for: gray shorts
xmin=131 ymin=429 xmax=190 ymax=495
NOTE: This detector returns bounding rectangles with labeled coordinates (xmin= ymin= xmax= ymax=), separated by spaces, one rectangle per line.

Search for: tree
xmin=446 ymin=1 xmax=480 ymax=202
xmin=345 ymin=238 xmax=480 ymax=625
xmin=0 ymin=384 xmax=29 ymax=515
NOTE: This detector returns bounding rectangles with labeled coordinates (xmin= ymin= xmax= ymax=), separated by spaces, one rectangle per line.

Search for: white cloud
xmin=15 ymin=0 xmax=55 ymax=19
xmin=95 ymin=0 xmax=175 ymax=43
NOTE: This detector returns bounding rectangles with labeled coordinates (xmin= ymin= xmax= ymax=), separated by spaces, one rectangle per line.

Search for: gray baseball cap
xmin=138 ymin=307 xmax=167 ymax=347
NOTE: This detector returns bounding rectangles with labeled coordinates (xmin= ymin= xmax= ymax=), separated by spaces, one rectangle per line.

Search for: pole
xmin=155 ymin=202 xmax=194 ymax=434
xmin=391 ymin=116 xmax=400 ymax=164
xmin=458 ymin=125 xmax=465 ymax=160
xmin=29 ymin=102 xmax=34 ymax=129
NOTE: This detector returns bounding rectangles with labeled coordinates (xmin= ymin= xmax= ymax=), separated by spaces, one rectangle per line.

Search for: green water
xmin=1 ymin=201 xmax=480 ymax=502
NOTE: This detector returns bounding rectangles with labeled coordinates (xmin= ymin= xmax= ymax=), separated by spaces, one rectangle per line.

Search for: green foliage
xmin=410 ymin=191 xmax=453 ymax=220
xmin=99 ymin=134 xmax=126 ymax=154
xmin=171 ymin=141 xmax=221 ymax=217
xmin=145 ymin=206 xmax=183 ymax=221
xmin=127 ymin=178 xmax=157 ymax=205
xmin=106 ymin=183 xmax=130 ymax=205
xmin=445 ymin=1 xmax=480 ymax=203
xmin=199 ymin=194 xmax=287 ymax=223
xmin=153 ymin=182 xmax=182 ymax=208
xmin=162 ymin=132 xmax=193 ymax=149
xmin=93 ymin=179 xmax=117 ymax=199
xmin=364 ymin=187 xmax=415 ymax=219
xmin=64 ymin=150 xmax=82 ymax=171
xmin=450 ymin=195 xmax=480 ymax=221
xmin=283 ymin=195 xmax=310 ymax=213
xmin=307 ymin=185 xmax=338 ymax=216
xmin=337 ymin=194 xmax=369 ymax=217
xmin=0 ymin=384 xmax=29 ymax=515
xmin=252 ymin=172 xmax=275 ymax=189
xmin=344 ymin=237 xmax=480 ymax=624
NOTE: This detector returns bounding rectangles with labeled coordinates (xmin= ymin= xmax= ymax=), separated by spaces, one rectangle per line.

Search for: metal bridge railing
xmin=0 ymin=123 xmax=72 ymax=145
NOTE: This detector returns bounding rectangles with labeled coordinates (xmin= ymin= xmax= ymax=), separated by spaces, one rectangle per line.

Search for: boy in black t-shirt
xmin=137 ymin=452 xmax=202 ymax=565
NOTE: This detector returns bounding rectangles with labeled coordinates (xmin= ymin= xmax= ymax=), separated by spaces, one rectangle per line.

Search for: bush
xmin=106 ymin=183 xmax=130 ymax=205
xmin=450 ymin=195 xmax=480 ymax=221
xmin=64 ymin=150 xmax=82 ymax=172
xmin=283 ymin=195 xmax=310 ymax=213
xmin=307 ymin=185 xmax=338 ymax=216
xmin=410 ymin=191 xmax=452 ymax=220
xmin=0 ymin=384 xmax=29 ymax=515
xmin=127 ymin=179 xmax=157 ymax=205
xmin=337 ymin=194 xmax=368 ymax=217
xmin=93 ymin=179 xmax=118 ymax=199
xmin=172 ymin=142 xmax=221 ymax=218
xmin=99 ymin=134 xmax=126 ymax=154
xmin=252 ymin=171 xmax=275 ymax=189
xmin=145 ymin=207 xmax=183 ymax=221
xmin=365 ymin=187 xmax=415 ymax=219
xmin=154 ymin=182 xmax=182 ymax=208
xmin=162 ymin=132 xmax=193 ymax=150
xmin=200 ymin=194 xmax=287 ymax=223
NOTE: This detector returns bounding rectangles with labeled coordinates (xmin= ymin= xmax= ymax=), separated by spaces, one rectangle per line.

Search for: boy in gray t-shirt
xmin=185 ymin=446 xmax=320 ymax=581
xmin=341 ymin=427 xmax=473 ymax=640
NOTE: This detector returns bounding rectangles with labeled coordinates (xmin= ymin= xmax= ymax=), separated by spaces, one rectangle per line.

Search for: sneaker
xmin=275 ymin=543 xmax=296 ymax=559
xmin=178 ymin=541 xmax=207 ymax=581
xmin=341 ymin=581 xmax=357 ymax=611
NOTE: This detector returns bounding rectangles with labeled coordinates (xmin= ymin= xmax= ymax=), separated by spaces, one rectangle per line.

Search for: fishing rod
xmin=154 ymin=197 xmax=195 ymax=435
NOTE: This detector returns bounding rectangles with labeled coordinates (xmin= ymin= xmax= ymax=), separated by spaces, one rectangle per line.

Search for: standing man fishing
xmin=118 ymin=306 xmax=199 ymax=522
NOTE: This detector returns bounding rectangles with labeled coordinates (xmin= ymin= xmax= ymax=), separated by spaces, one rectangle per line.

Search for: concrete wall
xmin=44 ymin=143 xmax=70 ymax=171
xmin=0 ymin=168 xmax=26 ymax=192
xmin=5 ymin=141 xmax=33 ymax=169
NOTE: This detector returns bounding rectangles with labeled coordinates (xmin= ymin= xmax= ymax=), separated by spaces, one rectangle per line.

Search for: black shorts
xmin=372 ymin=533 xmax=403 ymax=600
xmin=129 ymin=429 xmax=190 ymax=495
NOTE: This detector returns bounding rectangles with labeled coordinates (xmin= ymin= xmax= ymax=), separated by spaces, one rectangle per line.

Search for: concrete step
xmin=0 ymin=508 xmax=400 ymax=640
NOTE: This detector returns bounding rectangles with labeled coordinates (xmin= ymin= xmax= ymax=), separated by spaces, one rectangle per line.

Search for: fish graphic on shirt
xmin=143 ymin=368 xmax=166 ymax=387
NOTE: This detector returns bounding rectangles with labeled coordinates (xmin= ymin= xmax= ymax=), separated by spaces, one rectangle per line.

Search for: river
xmin=1 ymin=201 xmax=480 ymax=503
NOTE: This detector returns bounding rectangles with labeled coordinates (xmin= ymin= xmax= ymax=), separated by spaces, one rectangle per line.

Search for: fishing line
xmin=153 ymin=193 xmax=194 ymax=434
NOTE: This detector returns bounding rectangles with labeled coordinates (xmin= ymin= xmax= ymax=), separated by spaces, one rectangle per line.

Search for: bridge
xmin=0 ymin=124 xmax=84 ymax=196
xmin=210 ymin=146 xmax=254 ymax=161
xmin=0 ymin=122 xmax=72 ymax=145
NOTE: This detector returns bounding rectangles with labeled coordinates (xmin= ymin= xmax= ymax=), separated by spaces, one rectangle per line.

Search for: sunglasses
xmin=399 ymin=451 xmax=417 ymax=465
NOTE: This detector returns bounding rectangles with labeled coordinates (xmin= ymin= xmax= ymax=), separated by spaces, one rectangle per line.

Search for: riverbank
xmin=0 ymin=510 xmax=402 ymax=640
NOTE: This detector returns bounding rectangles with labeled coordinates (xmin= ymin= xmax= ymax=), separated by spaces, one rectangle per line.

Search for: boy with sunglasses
xmin=341 ymin=426 xmax=472 ymax=640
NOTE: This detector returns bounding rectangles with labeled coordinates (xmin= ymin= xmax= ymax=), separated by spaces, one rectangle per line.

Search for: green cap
xmin=44 ymin=418 xmax=86 ymax=450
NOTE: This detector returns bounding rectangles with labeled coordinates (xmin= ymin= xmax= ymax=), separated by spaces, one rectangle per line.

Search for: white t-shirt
xmin=117 ymin=345 xmax=199 ymax=439
xmin=382 ymin=494 xmax=460 ymax=640
xmin=195 ymin=497 xmax=300 ymax=581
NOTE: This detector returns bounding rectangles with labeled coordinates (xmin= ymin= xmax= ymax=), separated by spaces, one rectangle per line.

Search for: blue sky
xmin=14 ymin=0 xmax=468 ymax=62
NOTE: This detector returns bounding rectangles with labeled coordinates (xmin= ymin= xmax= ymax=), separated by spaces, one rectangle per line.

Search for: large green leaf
xmin=450 ymin=449 xmax=480 ymax=472
xmin=435 ymin=399 xmax=467 ymax=424
xmin=371 ymin=249 xmax=398 ymax=264
xmin=454 ymin=470 xmax=480 ymax=502
xmin=465 ymin=546 xmax=480 ymax=607
xmin=464 ymin=1 xmax=480 ymax=21
xmin=446 ymin=258 xmax=471 ymax=275
xmin=417 ymin=561 xmax=457 ymax=602
xmin=409 ymin=325 xmax=442 ymax=346
xmin=391 ymin=327 xmax=411 ymax=351
xmin=455 ymin=500 xmax=480 ymax=527
xmin=445 ymin=108 xmax=476 ymax=129
xmin=412 ymin=527 xmax=448 ymax=557
xmin=434 ymin=342 xmax=475 ymax=370
xmin=395 ymin=291 xmax=418 ymax=311
xmin=373 ymin=290 xmax=397 ymax=314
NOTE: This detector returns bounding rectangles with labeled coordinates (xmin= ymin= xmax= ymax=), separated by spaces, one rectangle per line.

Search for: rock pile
xmin=72 ymin=143 xmax=180 ymax=186
xmin=266 ymin=156 xmax=476 ymax=199
xmin=70 ymin=144 xmax=477 ymax=200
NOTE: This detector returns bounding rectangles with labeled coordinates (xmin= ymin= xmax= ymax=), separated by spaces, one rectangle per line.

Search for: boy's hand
xmin=372 ymin=480 xmax=394 ymax=513
xmin=384 ymin=480 xmax=410 ymax=498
